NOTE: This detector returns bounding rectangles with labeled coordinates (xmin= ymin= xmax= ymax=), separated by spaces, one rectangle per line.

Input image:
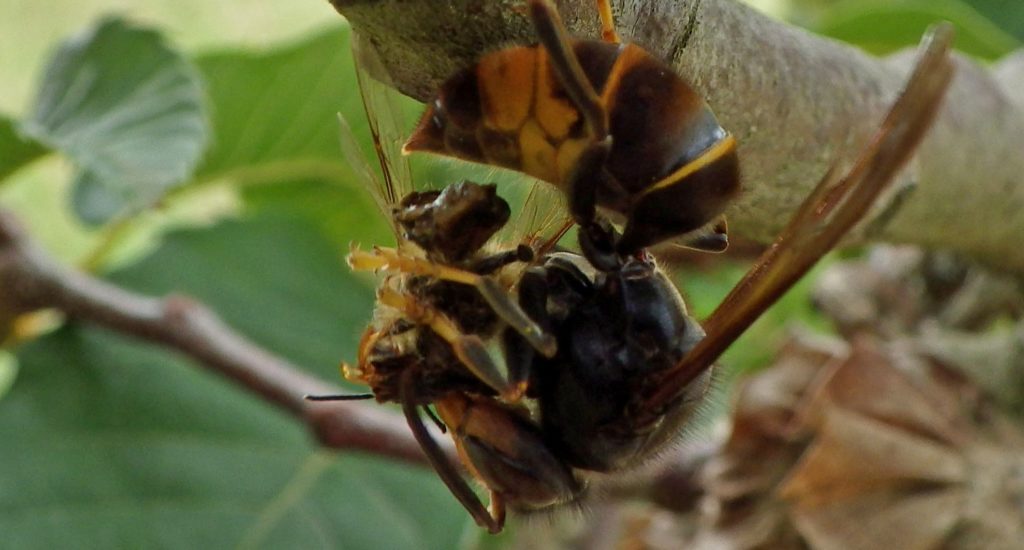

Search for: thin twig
xmin=0 ymin=208 xmax=447 ymax=466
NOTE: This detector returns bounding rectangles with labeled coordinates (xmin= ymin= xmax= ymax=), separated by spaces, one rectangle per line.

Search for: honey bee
xmin=405 ymin=0 xmax=740 ymax=266
xmin=312 ymin=1 xmax=954 ymax=535
xmin=306 ymin=30 xmax=587 ymax=532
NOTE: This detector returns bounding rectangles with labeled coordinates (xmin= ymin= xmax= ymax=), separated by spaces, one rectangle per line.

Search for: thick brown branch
xmin=0 ymin=209 xmax=445 ymax=466
xmin=330 ymin=0 xmax=1024 ymax=272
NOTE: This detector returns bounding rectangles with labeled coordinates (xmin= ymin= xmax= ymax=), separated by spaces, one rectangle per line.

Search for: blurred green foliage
xmin=965 ymin=0 xmax=1024 ymax=40
xmin=0 ymin=1 xmax=1020 ymax=548
xmin=787 ymin=0 xmax=1022 ymax=58
xmin=813 ymin=0 xmax=1019 ymax=59
xmin=22 ymin=18 xmax=208 ymax=224
xmin=0 ymin=116 xmax=45 ymax=183
xmin=0 ymin=216 xmax=467 ymax=549
xmin=1 ymin=17 xmax=478 ymax=550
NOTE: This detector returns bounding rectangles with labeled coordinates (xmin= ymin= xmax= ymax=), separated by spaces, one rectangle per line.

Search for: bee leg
xmin=376 ymin=286 xmax=511 ymax=397
xmin=505 ymin=258 xmax=595 ymax=392
xmin=476 ymin=277 xmax=557 ymax=359
xmin=502 ymin=267 xmax=550 ymax=394
xmin=489 ymin=492 xmax=507 ymax=530
xmin=351 ymin=246 xmax=557 ymax=357
xmin=578 ymin=217 xmax=622 ymax=272
xmin=399 ymin=372 xmax=503 ymax=534
xmin=342 ymin=325 xmax=392 ymax=386
xmin=679 ymin=215 xmax=730 ymax=253
xmin=528 ymin=0 xmax=608 ymax=140
xmin=568 ymin=141 xmax=623 ymax=271
xmin=436 ymin=394 xmax=583 ymax=519
xmin=469 ymin=244 xmax=534 ymax=275
xmin=423 ymin=405 xmax=448 ymax=434
xmin=303 ymin=393 xmax=375 ymax=402
xmin=530 ymin=0 xmax=633 ymax=269
xmin=595 ymin=0 xmax=620 ymax=43
xmin=501 ymin=332 xmax=533 ymax=401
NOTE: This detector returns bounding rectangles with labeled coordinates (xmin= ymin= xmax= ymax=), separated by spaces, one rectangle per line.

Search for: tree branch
xmin=329 ymin=0 xmax=1024 ymax=272
xmin=0 ymin=208 xmax=446 ymax=467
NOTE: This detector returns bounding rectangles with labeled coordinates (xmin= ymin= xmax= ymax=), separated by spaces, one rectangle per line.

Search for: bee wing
xmin=337 ymin=111 xmax=390 ymax=221
xmin=497 ymin=176 xmax=572 ymax=256
xmin=337 ymin=31 xmax=417 ymax=238
xmin=645 ymin=23 xmax=956 ymax=413
xmin=350 ymin=16 xmax=573 ymax=255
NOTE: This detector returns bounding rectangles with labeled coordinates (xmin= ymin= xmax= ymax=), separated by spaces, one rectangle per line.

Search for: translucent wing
xmin=344 ymin=26 xmax=573 ymax=256
xmin=337 ymin=112 xmax=388 ymax=219
xmin=499 ymin=174 xmax=572 ymax=256
xmin=337 ymin=31 xmax=417 ymax=239
xmin=643 ymin=23 xmax=957 ymax=415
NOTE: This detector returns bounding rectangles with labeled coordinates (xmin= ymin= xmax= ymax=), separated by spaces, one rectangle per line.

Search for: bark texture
xmin=329 ymin=0 xmax=1024 ymax=272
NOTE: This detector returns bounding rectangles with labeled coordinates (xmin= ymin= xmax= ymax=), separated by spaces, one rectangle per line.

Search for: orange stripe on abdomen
xmin=478 ymin=47 xmax=537 ymax=132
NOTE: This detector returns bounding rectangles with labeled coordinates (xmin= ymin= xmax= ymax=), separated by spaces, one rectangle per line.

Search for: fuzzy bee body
xmin=525 ymin=252 xmax=709 ymax=472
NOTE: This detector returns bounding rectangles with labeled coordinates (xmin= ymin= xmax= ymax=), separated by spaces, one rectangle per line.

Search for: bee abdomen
xmin=405 ymin=40 xmax=624 ymax=186
xmin=405 ymin=36 xmax=739 ymax=253
xmin=603 ymin=44 xmax=732 ymax=192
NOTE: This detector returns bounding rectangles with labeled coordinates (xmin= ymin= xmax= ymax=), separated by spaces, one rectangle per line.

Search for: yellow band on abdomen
xmin=643 ymin=134 xmax=737 ymax=196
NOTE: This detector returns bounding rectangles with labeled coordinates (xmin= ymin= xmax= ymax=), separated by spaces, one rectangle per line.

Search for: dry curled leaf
xmin=698 ymin=332 xmax=1024 ymax=549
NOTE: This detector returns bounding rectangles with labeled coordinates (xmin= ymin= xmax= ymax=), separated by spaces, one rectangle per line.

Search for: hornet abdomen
xmin=406 ymin=39 xmax=741 ymax=252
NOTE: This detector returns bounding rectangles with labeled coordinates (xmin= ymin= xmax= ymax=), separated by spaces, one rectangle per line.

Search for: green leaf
xmin=0 ymin=351 xmax=16 ymax=399
xmin=194 ymin=26 xmax=361 ymax=183
xmin=240 ymin=178 xmax=393 ymax=251
xmin=962 ymin=0 xmax=1024 ymax=41
xmin=816 ymin=0 xmax=1020 ymax=59
xmin=194 ymin=25 xmax=473 ymax=251
xmin=21 ymin=16 xmax=208 ymax=225
xmin=0 ymin=114 xmax=47 ymax=183
xmin=0 ymin=214 xmax=466 ymax=548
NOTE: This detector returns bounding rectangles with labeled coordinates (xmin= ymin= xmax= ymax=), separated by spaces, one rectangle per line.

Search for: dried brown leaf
xmin=790 ymin=489 xmax=965 ymax=550
xmin=779 ymin=407 xmax=967 ymax=505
